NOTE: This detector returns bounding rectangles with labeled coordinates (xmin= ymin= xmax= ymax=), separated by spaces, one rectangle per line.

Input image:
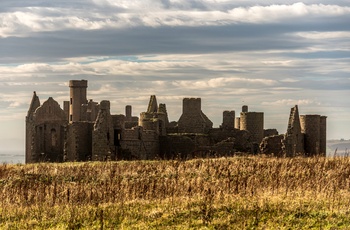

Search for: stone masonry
xmin=25 ymin=80 xmax=327 ymax=163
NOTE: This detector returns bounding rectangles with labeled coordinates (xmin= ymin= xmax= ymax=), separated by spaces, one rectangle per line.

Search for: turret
xmin=69 ymin=80 xmax=88 ymax=123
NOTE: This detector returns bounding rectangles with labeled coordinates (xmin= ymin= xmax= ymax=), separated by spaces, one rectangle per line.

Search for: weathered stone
xmin=283 ymin=105 xmax=304 ymax=157
xmin=264 ymin=129 xmax=278 ymax=137
xmin=25 ymin=80 xmax=327 ymax=163
xmin=240 ymin=112 xmax=264 ymax=144
xmin=26 ymin=97 xmax=67 ymax=163
xmin=260 ymin=135 xmax=284 ymax=157
xmin=178 ymin=98 xmax=213 ymax=133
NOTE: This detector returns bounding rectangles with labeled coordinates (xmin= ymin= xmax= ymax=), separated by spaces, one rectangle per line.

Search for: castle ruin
xmin=25 ymin=80 xmax=327 ymax=163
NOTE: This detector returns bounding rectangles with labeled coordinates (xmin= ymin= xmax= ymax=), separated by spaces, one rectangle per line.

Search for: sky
xmin=0 ymin=0 xmax=350 ymax=153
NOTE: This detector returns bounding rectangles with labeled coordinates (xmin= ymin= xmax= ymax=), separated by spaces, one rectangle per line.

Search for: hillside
xmin=1 ymin=157 xmax=350 ymax=229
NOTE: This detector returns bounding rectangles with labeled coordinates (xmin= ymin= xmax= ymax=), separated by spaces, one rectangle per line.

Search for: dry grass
xmin=1 ymin=156 xmax=350 ymax=229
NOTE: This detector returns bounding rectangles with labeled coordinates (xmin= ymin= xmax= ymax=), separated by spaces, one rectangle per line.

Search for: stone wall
xmin=33 ymin=123 xmax=65 ymax=162
xmin=31 ymin=97 xmax=67 ymax=162
xmin=159 ymin=133 xmax=211 ymax=159
xmin=92 ymin=101 xmax=115 ymax=161
xmin=26 ymin=79 xmax=330 ymax=163
xmin=283 ymin=105 xmax=304 ymax=157
xmin=121 ymin=127 xmax=159 ymax=160
xmin=260 ymin=135 xmax=284 ymax=156
xmin=26 ymin=91 xmax=41 ymax=163
xmin=235 ymin=117 xmax=240 ymax=129
xmin=65 ymin=122 xmax=93 ymax=161
xmin=209 ymin=128 xmax=252 ymax=152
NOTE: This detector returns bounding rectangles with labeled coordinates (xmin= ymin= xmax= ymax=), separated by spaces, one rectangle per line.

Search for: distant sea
xmin=0 ymin=151 xmax=25 ymax=164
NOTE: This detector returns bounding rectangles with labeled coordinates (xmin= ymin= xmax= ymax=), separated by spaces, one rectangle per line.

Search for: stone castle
xmin=25 ymin=80 xmax=327 ymax=163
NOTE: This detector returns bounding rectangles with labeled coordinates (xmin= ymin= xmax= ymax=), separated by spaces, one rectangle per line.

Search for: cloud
xmin=295 ymin=31 xmax=350 ymax=40
xmin=261 ymin=99 xmax=321 ymax=106
xmin=1 ymin=0 xmax=350 ymax=147
xmin=172 ymin=77 xmax=278 ymax=90
xmin=1 ymin=2 xmax=349 ymax=37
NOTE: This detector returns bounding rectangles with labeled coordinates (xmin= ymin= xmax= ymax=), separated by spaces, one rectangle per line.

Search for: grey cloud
xmin=0 ymin=23 xmax=324 ymax=63
xmin=1 ymin=0 xmax=350 ymax=146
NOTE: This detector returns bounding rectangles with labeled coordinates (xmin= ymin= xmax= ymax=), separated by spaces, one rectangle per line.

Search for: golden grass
xmin=1 ymin=156 xmax=350 ymax=229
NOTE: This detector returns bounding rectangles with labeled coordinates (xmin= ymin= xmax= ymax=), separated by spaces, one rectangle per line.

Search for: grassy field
xmin=1 ymin=156 xmax=350 ymax=229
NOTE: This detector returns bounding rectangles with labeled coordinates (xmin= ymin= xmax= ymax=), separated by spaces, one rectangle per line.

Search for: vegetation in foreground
xmin=1 ymin=156 xmax=350 ymax=229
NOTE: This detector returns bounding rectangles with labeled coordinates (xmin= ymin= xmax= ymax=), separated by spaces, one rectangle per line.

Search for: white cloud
xmin=1 ymin=2 xmax=349 ymax=37
xmin=262 ymin=60 xmax=294 ymax=66
xmin=172 ymin=77 xmax=277 ymax=89
xmin=280 ymin=78 xmax=300 ymax=83
xmin=294 ymin=31 xmax=350 ymax=40
xmin=261 ymin=99 xmax=321 ymax=106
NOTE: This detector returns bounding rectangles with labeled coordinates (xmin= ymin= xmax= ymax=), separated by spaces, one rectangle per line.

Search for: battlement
xmin=69 ymin=80 xmax=88 ymax=88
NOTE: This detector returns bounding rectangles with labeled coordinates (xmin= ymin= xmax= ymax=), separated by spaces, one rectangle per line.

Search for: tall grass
xmin=1 ymin=156 xmax=350 ymax=229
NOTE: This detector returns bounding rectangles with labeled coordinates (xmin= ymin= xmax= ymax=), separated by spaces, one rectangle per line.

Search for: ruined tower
xmin=125 ymin=105 xmax=132 ymax=121
xmin=240 ymin=111 xmax=264 ymax=144
xmin=222 ymin=111 xmax=235 ymax=129
xmin=92 ymin=100 xmax=115 ymax=161
xmin=283 ymin=105 xmax=304 ymax=157
xmin=69 ymin=80 xmax=88 ymax=123
xmin=25 ymin=91 xmax=41 ymax=163
xmin=300 ymin=115 xmax=327 ymax=156
xmin=139 ymin=95 xmax=169 ymax=136
xmin=178 ymin=98 xmax=213 ymax=133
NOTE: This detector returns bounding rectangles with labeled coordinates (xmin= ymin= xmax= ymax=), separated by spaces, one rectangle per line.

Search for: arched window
xmin=51 ymin=129 xmax=57 ymax=147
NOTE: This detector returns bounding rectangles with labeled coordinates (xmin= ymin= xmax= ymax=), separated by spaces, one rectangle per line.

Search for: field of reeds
xmin=1 ymin=156 xmax=350 ymax=229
